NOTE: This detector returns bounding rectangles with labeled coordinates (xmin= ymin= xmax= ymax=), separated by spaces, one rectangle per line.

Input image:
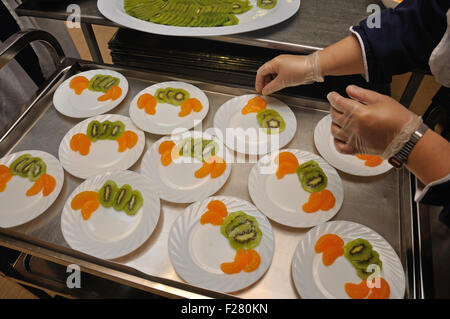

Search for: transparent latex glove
xmin=327 ymin=85 xmax=423 ymax=159
xmin=255 ymin=51 xmax=324 ymax=96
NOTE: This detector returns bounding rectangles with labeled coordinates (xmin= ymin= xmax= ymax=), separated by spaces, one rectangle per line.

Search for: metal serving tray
xmin=0 ymin=55 xmax=417 ymax=298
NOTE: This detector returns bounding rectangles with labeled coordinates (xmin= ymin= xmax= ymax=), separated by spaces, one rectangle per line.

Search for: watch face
xmin=388 ymin=157 xmax=403 ymax=168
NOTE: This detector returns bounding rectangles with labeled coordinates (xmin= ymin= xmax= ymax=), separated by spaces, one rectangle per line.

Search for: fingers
xmin=331 ymin=123 xmax=350 ymax=142
xmin=261 ymin=76 xmax=285 ymax=96
xmin=333 ymin=138 xmax=355 ymax=155
xmin=255 ymin=59 xmax=278 ymax=94
xmin=346 ymin=85 xmax=381 ymax=104
xmin=327 ymin=91 xmax=360 ymax=115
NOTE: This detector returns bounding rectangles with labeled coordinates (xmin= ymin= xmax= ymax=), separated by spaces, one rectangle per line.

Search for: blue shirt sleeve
xmin=352 ymin=0 xmax=450 ymax=83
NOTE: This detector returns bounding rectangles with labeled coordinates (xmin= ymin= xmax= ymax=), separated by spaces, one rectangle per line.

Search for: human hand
xmin=327 ymin=85 xmax=423 ymax=159
xmin=255 ymin=52 xmax=324 ymax=96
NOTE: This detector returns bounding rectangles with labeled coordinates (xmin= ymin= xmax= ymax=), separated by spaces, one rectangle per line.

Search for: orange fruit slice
xmin=367 ymin=277 xmax=390 ymax=299
xmin=71 ymin=191 xmax=99 ymax=210
xmin=322 ymin=245 xmax=344 ymax=266
xmin=244 ymin=249 xmax=261 ymax=272
xmin=70 ymin=133 xmax=91 ymax=156
xmin=123 ymin=131 xmax=138 ymax=149
xmin=0 ymin=165 xmax=10 ymax=175
xmin=0 ymin=171 xmax=13 ymax=193
xmin=179 ymin=100 xmax=193 ymax=117
xmin=302 ymin=191 xmax=323 ymax=213
xmin=160 ymin=151 xmax=173 ymax=167
xmin=42 ymin=174 xmax=56 ymax=197
xmin=116 ymin=135 xmax=128 ymax=152
xmin=275 ymin=152 xmax=299 ymax=179
xmin=345 ymin=280 xmax=370 ymax=299
xmin=194 ymin=161 xmax=214 ymax=178
xmin=69 ymin=76 xmax=89 ymax=95
xmin=207 ymin=200 xmax=228 ymax=218
xmin=26 ymin=176 xmax=45 ymax=196
xmin=137 ymin=93 xmax=157 ymax=115
xmin=200 ymin=210 xmax=224 ymax=226
xmin=314 ymin=234 xmax=344 ymax=253
xmin=159 ymin=140 xmax=176 ymax=155
xmin=241 ymin=96 xmax=267 ymax=114
xmin=97 ymin=86 xmax=122 ymax=102
xmin=356 ymin=154 xmax=383 ymax=167
xmin=319 ymin=189 xmax=336 ymax=211
xmin=189 ymin=98 xmax=203 ymax=112
xmin=81 ymin=199 xmax=100 ymax=221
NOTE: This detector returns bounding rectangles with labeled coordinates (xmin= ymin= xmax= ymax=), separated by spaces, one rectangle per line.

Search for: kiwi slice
xmin=19 ymin=157 xmax=41 ymax=178
xmin=88 ymin=74 xmax=120 ymax=93
xmin=220 ymin=211 xmax=258 ymax=238
xmin=356 ymin=267 xmax=378 ymax=280
xmin=9 ymin=154 xmax=32 ymax=176
xmin=98 ymin=120 xmax=113 ymax=140
xmin=296 ymin=160 xmax=320 ymax=180
xmin=228 ymin=223 xmax=262 ymax=250
xmin=230 ymin=1 xmax=252 ymax=14
xmin=155 ymin=88 xmax=168 ymax=103
xmin=351 ymin=250 xmax=382 ymax=271
xmin=201 ymin=140 xmax=218 ymax=162
xmin=124 ymin=190 xmax=143 ymax=216
xmin=257 ymin=0 xmax=277 ymax=10
xmin=300 ymin=168 xmax=328 ymax=193
xmin=27 ymin=158 xmax=47 ymax=182
xmin=98 ymin=180 xmax=118 ymax=208
xmin=164 ymin=87 xmax=176 ymax=104
xmin=87 ymin=120 xmax=102 ymax=142
xmin=344 ymin=238 xmax=373 ymax=262
xmin=108 ymin=121 xmax=125 ymax=140
xmin=256 ymin=109 xmax=286 ymax=134
xmin=171 ymin=89 xmax=190 ymax=106
xmin=113 ymin=184 xmax=133 ymax=211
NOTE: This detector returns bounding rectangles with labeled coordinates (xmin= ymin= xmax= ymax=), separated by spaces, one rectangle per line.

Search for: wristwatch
xmin=388 ymin=122 xmax=429 ymax=168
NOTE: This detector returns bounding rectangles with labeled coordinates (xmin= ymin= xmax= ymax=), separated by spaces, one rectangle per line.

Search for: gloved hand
xmin=327 ymin=85 xmax=423 ymax=159
xmin=255 ymin=51 xmax=324 ymax=96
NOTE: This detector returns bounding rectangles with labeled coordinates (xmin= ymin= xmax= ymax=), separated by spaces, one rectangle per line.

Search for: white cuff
xmin=350 ymin=26 xmax=370 ymax=83
xmin=415 ymin=173 xmax=450 ymax=203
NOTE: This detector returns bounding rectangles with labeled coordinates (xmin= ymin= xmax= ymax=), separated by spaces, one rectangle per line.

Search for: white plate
xmin=61 ymin=170 xmax=160 ymax=260
xmin=213 ymin=94 xmax=297 ymax=155
xmin=141 ymin=131 xmax=232 ymax=203
xmin=129 ymin=81 xmax=209 ymax=135
xmin=0 ymin=150 xmax=64 ymax=228
xmin=169 ymin=195 xmax=274 ymax=293
xmin=248 ymin=149 xmax=343 ymax=228
xmin=314 ymin=115 xmax=393 ymax=176
xmin=59 ymin=114 xmax=145 ymax=179
xmin=53 ymin=69 xmax=129 ymax=118
xmin=291 ymin=220 xmax=406 ymax=299
xmin=98 ymin=0 xmax=301 ymax=37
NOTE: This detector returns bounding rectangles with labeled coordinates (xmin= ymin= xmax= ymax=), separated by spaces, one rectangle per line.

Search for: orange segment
xmin=206 ymin=156 xmax=226 ymax=179
xmin=97 ymin=86 xmax=122 ymax=102
xmin=123 ymin=131 xmax=138 ymax=149
xmin=244 ymin=249 xmax=261 ymax=272
xmin=200 ymin=210 xmax=224 ymax=226
xmin=207 ymin=200 xmax=228 ymax=218
xmin=319 ymin=189 xmax=336 ymax=211
xmin=241 ymin=96 xmax=267 ymax=114
xmin=137 ymin=93 xmax=157 ymax=115
xmin=71 ymin=191 xmax=99 ymax=210
xmin=81 ymin=199 xmax=100 ymax=221
xmin=194 ymin=161 xmax=214 ymax=178
xmin=314 ymin=234 xmax=344 ymax=253
xmin=275 ymin=152 xmax=299 ymax=179
xmin=0 ymin=171 xmax=13 ymax=193
xmin=70 ymin=133 xmax=91 ymax=156
xmin=345 ymin=280 xmax=370 ymax=299
xmin=116 ymin=135 xmax=128 ymax=152
xmin=69 ymin=76 xmax=89 ymax=95
xmin=179 ymin=100 xmax=193 ymax=117
xmin=322 ymin=245 xmax=344 ymax=266
xmin=367 ymin=277 xmax=390 ymax=299
xmin=42 ymin=174 xmax=56 ymax=197
xmin=220 ymin=261 xmax=243 ymax=274
xmin=0 ymin=165 xmax=10 ymax=175
xmin=189 ymin=98 xmax=203 ymax=112
xmin=356 ymin=154 xmax=383 ymax=167
xmin=302 ymin=192 xmax=323 ymax=213
xmin=160 ymin=151 xmax=173 ymax=167
xmin=159 ymin=140 xmax=176 ymax=155
xmin=25 ymin=176 xmax=45 ymax=196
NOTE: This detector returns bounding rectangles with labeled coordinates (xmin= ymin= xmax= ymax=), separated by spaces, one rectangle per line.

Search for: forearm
xmin=318 ymin=35 xmax=366 ymax=77
xmin=406 ymin=129 xmax=450 ymax=185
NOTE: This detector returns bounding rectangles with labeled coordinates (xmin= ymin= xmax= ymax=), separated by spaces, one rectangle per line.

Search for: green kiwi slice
xmin=18 ymin=157 xmax=41 ymax=178
xmin=98 ymin=180 xmax=118 ymax=208
xmin=124 ymin=190 xmax=143 ymax=216
xmin=351 ymin=250 xmax=382 ymax=271
xmin=256 ymin=109 xmax=286 ymax=134
xmin=98 ymin=120 xmax=113 ymax=140
xmin=88 ymin=74 xmax=120 ymax=93
xmin=164 ymin=87 xmax=176 ymax=104
xmin=300 ymin=168 xmax=328 ymax=193
xmin=108 ymin=121 xmax=125 ymax=140
xmin=9 ymin=154 xmax=32 ymax=176
xmin=228 ymin=223 xmax=262 ymax=250
xmin=344 ymin=238 xmax=373 ymax=262
xmin=155 ymin=88 xmax=168 ymax=103
xmin=257 ymin=0 xmax=277 ymax=10
xmin=296 ymin=160 xmax=320 ymax=181
xmin=113 ymin=184 xmax=133 ymax=211
xmin=87 ymin=120 xmax=102 ymax=142
xmin=220 ymin=211 xmax=258 ymax=238
xmin=171 ymin=89 xmax=190 ymax=106
xmin=27 ymin=158 xmax=47 ymax=182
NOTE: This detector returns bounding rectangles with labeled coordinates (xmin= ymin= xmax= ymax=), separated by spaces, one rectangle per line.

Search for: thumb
xmin=261 ymin=76 xmax=285 ymax=96
xmin=346 ymin=85 xmax=382 ymax=105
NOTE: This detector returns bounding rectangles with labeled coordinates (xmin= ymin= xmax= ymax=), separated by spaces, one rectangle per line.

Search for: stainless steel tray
xmin=0 ymin=57 xmax=418 ymax=299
